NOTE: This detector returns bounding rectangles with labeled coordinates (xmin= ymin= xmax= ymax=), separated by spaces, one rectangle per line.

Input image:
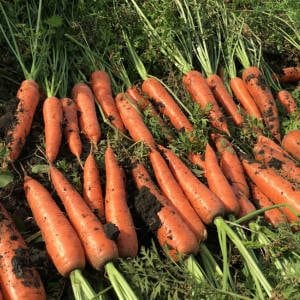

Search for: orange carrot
xmin=230 ymin=77 xmax=262 ymax=120
xmin=250 ymin=183 xmax=287 ymax=227
xmin=188 ymin=152 xmax=206 ymax=172
xmin=242 ymin=159 xmax=300 ymax=222
xmin=132 ymin=163 xmax=199 ymax=255
xmin=242 ymin=67 xmax=280 ymax=141
xmin=43 ymin=96 xmax=63 ymax=162
xmin=277 ymin=90 xmax=297 ymax=114
xmin=282 ymin=130 xmax=300 ymax=161
xmin=149 ymin=149 xmax=207 ymax=241
xmin=207 ymin=74 xmax=243 ymax=125
xmin=83 ymin=153 xmax=105 ymax=223
xmin=72 ymin=83 xmax=101 ymax=147
xmin=105 ymin=146 xmax=138 ymax=257
xmin=158 ymin=145 xmax=224 ymax=224
xmin=142 ymin=77 xmax=193 ymax=132
xmin=0 ymin=202 xmax=46 ymax=300
xmin=279 ymin=67 xmax=300 ymax=83
xmin=91 ymin=71 xmax=125 ymax=132
xmin=182 ymin=70 xmax=229 ymax=135
xmin=49 ymin=165 xmax=118 ymax=269
xmin=205 ymin=143 xmax=240 ymax=216
xmin=115 ymin=92 xmax=156 ymax=147
xmin=6 ymin=80 xmax=40 ymax=161
xmin=62 ymin=98 xmax=82 ymax=160
xmin=24 ymin=176 xmax=86 ymax=276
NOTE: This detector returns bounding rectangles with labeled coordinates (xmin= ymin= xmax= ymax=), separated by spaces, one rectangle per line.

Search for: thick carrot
xmin=250 ymin=183 xmax=287 ymax=227
xmin=188 ymin=152 xmax=206 ymax=172
xmin=282 ymin=130 xmax=300 ymax=161
xmin=49 ymin=165 xmax=119 ymax=269
xmin=43 ymin=96 xmax=63 ymax=162
xmin=115 ymin=92 xmax=156 ymax=147
xmin=277 ymin=90 xmax=297 ymax=114
xmin=205 ymin=143 xmax=240 ymax=216
xmin=24 ymin=176 xmax=86 ymax=276
xmin=158 ymin=145 xmax=224 ymax=224
xmin=62 ymin=98 xmax=82 ymax=160
xmin=142 ymin=77 xmax=193 ymax=132
xmin=182 ymin=70 xmax=229 ymax=135
xmin=83 ymin=153 xmax=105 ymax=223
xmin=105 ymin=146 xmax=138 ymax=257
xmin=207 ymin=74 xmax=243 ymax=125
xmin=279 ymin=67 xmax=300 ymax=83
xmin=6 ymin=80 xmax=40 ymax=161
xmin=242 ymin=159 xmax=300 ymax=222
xmin=72 ymin=83 xmax=101 ymax=147
xmin=242 ymin=67 xmax=280 ymax=141
xmin=149 ymin=149 xmax=207 ymax=241
xmin=132 ymin=163 xmax=199 ymax=255
xmin=230 ymin=77 xmax=262 ymax=120
xmin=0 ymin=202 xmax=45 ymax=300
xmin=91 ymin=71 xmax=125 ymax=132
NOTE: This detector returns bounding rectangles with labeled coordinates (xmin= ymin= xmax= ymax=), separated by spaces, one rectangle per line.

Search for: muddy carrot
xmin=279 ymin=67 xmax=300 ymax=83
xmin=277 ymin=90 xmax=297 ymax=114
xmin=188 ymin=152 xmax=206 ymax=172
xmin=282 ymin=130 xmax=300 ymax=161
xmin=0 ymin=202 xmax=46 ymax=300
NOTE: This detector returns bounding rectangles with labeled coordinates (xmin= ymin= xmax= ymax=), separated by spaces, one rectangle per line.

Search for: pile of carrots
xmin=0 ymin=0 xmax=299 ymax=299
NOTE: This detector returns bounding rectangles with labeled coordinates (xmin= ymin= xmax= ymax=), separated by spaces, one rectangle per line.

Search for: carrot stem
xmin=184 ymin=255 xmax=206 ymax=283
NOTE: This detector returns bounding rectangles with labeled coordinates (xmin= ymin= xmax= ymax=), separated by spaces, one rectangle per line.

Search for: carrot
xmin=142 ymin=77 xmax=193 ymax=132
xmin=43 ymin=96 xmax=63 ymax=162
xmin=91 ymin=71 xmax=125 ymax=132
xmin=158 ymin=145 xmax=224 ymax=224
xmin=105 ymin=146 xmax=138 ymax=257
xmin=279 ymin=67 xmax=300 ymax=83
xmin=242 ymin=159 xmax=300 ymax=222
xmin=250 ymin=183 xmax=287 ymax=227
xmin=242 ymin=67 xmax=280 ymax=141
xmin=205 ymin=143 xmax=240 ymax=216
xmin=72 ymin=83 xmax=101 ymax=147
xmin=62 ymin=98 xmax=82 ymax=160
xmin=187 ymin=152 xmax=206 ymax=171
xmin=24 ymin=176 xmax=86 ymax=276
xmin=230 ymin=77 xmax=262 ymax=120
xmin=49 ymin=165 xmax=119 ymax=269
xmin=0 ymin=202 xmax=45 ymax=300
xmin=6 ymin=80 xmax=40 ymax=161
xmin=149 ymin=149 xmax=207 ymax=241
xmin=182 ymin=70 xmax=229 ymax=135
xmin=282 ymin=130 xmax=300 ymax=161
xmin=277 ymin=90 xmax=297 ymax=114
xmin=207 ymin=74 xmax=243 ymax=125
xmin=83 ymin=153 xmax=105 ymax=223
xmin=115 ymin=92 xmax=156 ymax=147
xmin=132 ymin=163 xmax=199 ymax=255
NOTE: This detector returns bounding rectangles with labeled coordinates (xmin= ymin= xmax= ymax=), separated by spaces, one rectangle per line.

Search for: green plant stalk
xmin=184 ymin=255 xmax=206 ymax=283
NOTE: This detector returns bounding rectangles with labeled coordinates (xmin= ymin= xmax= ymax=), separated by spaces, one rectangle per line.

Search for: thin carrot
xmin=62 ymin=98 xmax=82 ymax=161
xmin=149 ymin=149 xmax=207 ymax=241
xmin=242 ymin=159 xmax=300 ymax=222
xmin=49 ymin=165 xmax=119 ymax=269
xmin=207 ymin=74 xmax=243 ymax=125
xmin=205 ymin=143 xmax=240 ymax=216
xmin=279 ymin=67 xmax=300 ymax=83
xmin=24 ymin=176 xmax=86 ymax=276
xmin=91 ymin=71 xmax=125 ymax=132
xmin=187 ymin=152 xmax=206 ymax=172
xmin=182 ymin=70 xmax=230 ymax=135
xmin=6 ymin=80 xmax=40 ymax=161
xmin=132 ymin=163 xmax=199 ymax=256
xmin=83 ymin=153 xmax=105 ymax=223
xmin=0 ymin=202 xmax=46 ymax=300
xmin=105 ymin=146 xmax=138 ymax=257
xmin=242 ymin=67 xmax=280 ymax=141
xmin=277 ymin=90 xmax=297 ymax=114
xmin=230 ymin=77 xmax=262 ymax=120
xmin=142 ymin=77 xmax=193 ymax=132
xmin=282 ymin=130 xmax=300 ymax=161
xmin=115 ymin=92 xmax=156 ymax=147
xmin=43 ymin=96 xmax=63 ymax=162
xmin=250 ymin=183 xmax=287 ymax=227
xmin=158 ymin=145 xmax=224 ymax=224
xmin=72 ymin=83 xmax=101 ymax=147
